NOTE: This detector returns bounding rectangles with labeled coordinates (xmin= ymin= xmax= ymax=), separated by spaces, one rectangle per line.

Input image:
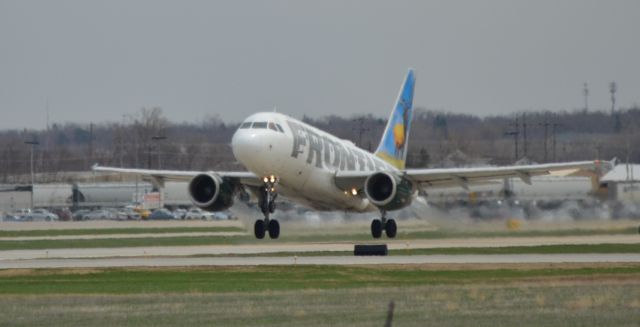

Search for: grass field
xmin=1 ymin=222 xmax=639 ymax=326
xmin=0 ymin=226 xmax=244 ymax=237
xmin=1 ymin=265 xmax=639 ymax=326
xmin=3 ymin=265 xmax=639 ymax=294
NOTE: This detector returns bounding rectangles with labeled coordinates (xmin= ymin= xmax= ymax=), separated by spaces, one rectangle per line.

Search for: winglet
xmin=374 ymin=69 xmax=416 ymax=169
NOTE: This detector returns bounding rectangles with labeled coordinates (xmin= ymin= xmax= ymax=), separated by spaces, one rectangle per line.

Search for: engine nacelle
xmin=188 ymin=173 xmax=237 ymax=211
xmin=364 ymin=171 xmax=414 ymax=211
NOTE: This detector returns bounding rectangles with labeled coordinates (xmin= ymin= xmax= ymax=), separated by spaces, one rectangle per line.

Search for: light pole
xmin=151 ymin=135 xmax=167 ymax=169
xmin=609 ymin=81 xmax=617 ymax=114
xmin=24 ymin=139 xmax=39 ymax=209
xmin=150 ymin=136 xmax=167 ymax=209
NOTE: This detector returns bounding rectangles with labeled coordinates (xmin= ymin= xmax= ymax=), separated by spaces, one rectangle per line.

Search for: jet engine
xmin=188 ymin=174 xmax=238 ymax=211
xmin=364 ymin=171 xmax=414 ymax=211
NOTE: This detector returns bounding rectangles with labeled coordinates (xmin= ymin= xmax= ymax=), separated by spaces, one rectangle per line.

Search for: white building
xmin=600 ymin=164 xmax=640 ymax=203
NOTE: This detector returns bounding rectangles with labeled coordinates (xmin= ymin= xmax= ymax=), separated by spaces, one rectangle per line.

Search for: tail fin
xmin=374 ymin=69 xmax=416 ymax=170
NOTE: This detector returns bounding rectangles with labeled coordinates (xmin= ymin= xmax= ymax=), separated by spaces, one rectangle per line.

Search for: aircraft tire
xmin=268 ymin=219 xmax=280 ymax=239
xmin=371 ymin=219 xmax=383 ymax=238
xmin=254 ymin=220 xmax=266 ymax=239
xmin=385 ymin=219 xmax=397 ymax=238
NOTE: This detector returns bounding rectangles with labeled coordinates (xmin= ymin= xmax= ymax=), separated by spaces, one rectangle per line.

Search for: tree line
xmin=1 ymin=106 xmax=638 ymax=183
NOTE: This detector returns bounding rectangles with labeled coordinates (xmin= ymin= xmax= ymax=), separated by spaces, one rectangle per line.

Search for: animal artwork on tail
xmin=374 ymin=69 xmax=415 ymax=170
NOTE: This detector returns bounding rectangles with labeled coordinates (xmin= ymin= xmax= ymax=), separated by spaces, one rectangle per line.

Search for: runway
xmin=3 ymin=253 xmax=640 ymax=269
xmin=1 ymin=234 xmax=638 ymax=261
xmin=2 ymin=224 xmax=638 ymax=269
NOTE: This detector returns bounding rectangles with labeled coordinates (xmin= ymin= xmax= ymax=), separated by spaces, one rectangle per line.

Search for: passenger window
xmin=239 ymin=122 xmax=252 ymax=129
xmin=268 ymin=122 xmax=278 ymax=131
xmin=252 ymin=122 xmax=267 ymax=129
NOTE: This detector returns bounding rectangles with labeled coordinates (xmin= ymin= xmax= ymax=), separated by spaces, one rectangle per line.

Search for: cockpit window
xmin=239 ymin=122 xmax=252 ymax=129
xmin=275 ymin=123 xmax=285 ymax=133
xmin=252 ymin=122 xmax=267 ymax=129
xmin=268 ymin=122 xmax=278 ymax=131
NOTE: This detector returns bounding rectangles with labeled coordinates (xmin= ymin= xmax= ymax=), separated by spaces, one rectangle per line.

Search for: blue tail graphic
xmin=374 ymin=69 xmax=416 ymax=170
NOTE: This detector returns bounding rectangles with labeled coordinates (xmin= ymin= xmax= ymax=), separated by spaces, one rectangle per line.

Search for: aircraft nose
xmin=231 ymin=129 xmax=266 ymax=163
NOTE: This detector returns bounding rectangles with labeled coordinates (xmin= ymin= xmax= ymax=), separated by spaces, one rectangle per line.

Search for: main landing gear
xmin=370 ymin=210 xmax=397 ymax=239
xmin=254 ymin=175 xmax=280 ymax=239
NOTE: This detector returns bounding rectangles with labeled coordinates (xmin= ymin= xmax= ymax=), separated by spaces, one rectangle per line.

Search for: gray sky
xmin=1 ymin=0 xmax=639 ymax=129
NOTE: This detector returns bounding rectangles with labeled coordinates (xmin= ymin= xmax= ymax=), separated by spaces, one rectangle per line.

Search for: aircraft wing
xmin=92 ymin=165 xmax=261 ymax=186
xmin=403 ymin=160 xmax=604 ymax=189
xmin=335 ymin=160 xmax=607 ymax=191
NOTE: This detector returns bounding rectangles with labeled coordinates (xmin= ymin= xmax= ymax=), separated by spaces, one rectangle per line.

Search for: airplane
xmin=94 ymin=69 xmax=604 ymax=239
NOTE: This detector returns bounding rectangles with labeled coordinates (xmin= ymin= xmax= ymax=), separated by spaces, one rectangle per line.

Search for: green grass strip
xmin=0 ymin=226 xmax=244 ymax=238
xmin=0 ymin=235 xmax=255 ymax=250
xmin=1 ymin=265 xmax=638 ymax=295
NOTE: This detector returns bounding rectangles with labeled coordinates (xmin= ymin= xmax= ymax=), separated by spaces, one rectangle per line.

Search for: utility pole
xmin=88 ymin=123 xmax=94 ymax=164
xmin=522 ymin=113 xmax=528 ymax=158
xmin=552 ymin=121 xmax=561 ymax=162
xmin=151 ymin=135 xmax=167 ymax=169
xmin=539 ymin=113 xmax=550 ymax=163
xmin=147 ymin=143 xmax=152 ymax=169
xmin=45 ymin=98 xmax=50 ymax=149
xmin=610 ymin=81 xmax=622 ymax=133
xmin=583 ymin=83 xmax=589 ymax=112
xmin=353 ymin=117 xmax=370 ymax=149
xmin=24 ymin=139 xmax=39 ymax=209
xmin=120 ymin=115 xmax=126 ymax=167
xmin=504 ymin=116 xmax=520 ymax=161
xmin=609 ymin=81 xmax=617 ymax=114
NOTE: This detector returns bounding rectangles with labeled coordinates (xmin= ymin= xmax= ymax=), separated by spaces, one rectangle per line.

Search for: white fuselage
xmin=231 ymin=112 xmax=399 ymax=212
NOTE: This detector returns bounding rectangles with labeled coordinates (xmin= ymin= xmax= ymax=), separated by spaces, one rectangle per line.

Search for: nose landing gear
xmin=254 ymin=175 xmax=280 ymax=239
xmin=370 ymin=210 xmax=397 ymax=239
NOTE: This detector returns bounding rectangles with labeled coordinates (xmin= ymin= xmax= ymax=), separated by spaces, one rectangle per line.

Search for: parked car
xmin=173 ymin=208 xmax=187 ymax=219
xmin=11 ymin=209 xmax=31 ymax=220
xmin=184 ymin=208 xmax=215 ymax=220
xmin=2 ymin=213 xmax=22 ymax=221
xmin=51 ymin=208 xmax=72 ymax=221
xmin=120 ymin=208 xmax=141 ymax=220
xmin=212 ymin=211 xmax=234 ymax=220
xmin=72 ymin=209 xmax=91 ymax=221
xmin=149 ymin=209 xmax=177 ymax=220
xmin=82 ymin=209 xmax=117 ymax=220
xmin=23 ymin=209 xmax=59 ymax=221
xmin=133 ymin=207 xmax=152 ymax=220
